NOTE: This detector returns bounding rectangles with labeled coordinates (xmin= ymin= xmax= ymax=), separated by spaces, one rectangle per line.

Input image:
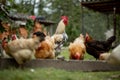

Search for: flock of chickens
xmin=1 ymin=16 xmax=120 ymax=68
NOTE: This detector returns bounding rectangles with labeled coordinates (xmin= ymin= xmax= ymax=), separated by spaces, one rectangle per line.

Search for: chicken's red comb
xmin=61 ymin=16 xmax=68 ymax=20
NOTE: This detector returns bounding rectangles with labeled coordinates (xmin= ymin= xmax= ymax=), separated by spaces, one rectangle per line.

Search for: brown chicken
xmin=35 ymin=36 xmax=55 ymax=59
xmin=85 ymin=33 xmax=116 ymax=60
xmin=69 ymin=34 xmax=86 ymax=60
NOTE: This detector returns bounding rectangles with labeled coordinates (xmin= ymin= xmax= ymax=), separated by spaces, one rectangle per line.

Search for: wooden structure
xmin=80 ymin=0 xmax=120 ymax=36
xmin=9 ymin=14 xmax=55 ymax=26
xmin=0 ymin=3 xmax=55 ymax=35
xmin=0 ymin=3 xmax=55 ymax=26
xmin=0 ymin=3 xmax=55 ymax=27
xmin=0 ymin=58 xmax=120 ymax=72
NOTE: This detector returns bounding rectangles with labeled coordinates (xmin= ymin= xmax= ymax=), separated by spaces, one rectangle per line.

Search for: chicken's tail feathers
xmin=107 ymin=35 xmax=116 ymax=44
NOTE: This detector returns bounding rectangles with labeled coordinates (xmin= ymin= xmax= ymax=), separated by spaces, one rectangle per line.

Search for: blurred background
xmin=0 ymin=0 xmax=120 ymax=46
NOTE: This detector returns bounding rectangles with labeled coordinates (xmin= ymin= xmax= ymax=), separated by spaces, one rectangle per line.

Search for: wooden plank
xmin=81 ymin=0 xmax=120 ymax=14
xmin=0 ymin=58 xmax=120 ymax=72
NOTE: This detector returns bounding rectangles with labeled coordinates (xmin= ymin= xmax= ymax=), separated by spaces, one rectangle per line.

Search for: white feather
xmin=55 ymin=20 xmax=65 ymax=34
xmin=107 ymin=44 xmax=120 ymax=65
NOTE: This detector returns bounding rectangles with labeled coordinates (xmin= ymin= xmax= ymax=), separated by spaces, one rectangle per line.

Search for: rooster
xmin=100 ymin=44 xmax=120 ymax=65
xmin=55 ymin=16 xmax=68 ymax=34
xmin=69 ymin=34 xmax=86 ymax=60
xmin=4 ymin=31 xmax=46 ymax=68
xmin=52 ymin=16 xmax=68 ymax=57
xmin=52 ymin=16 xmax=68 ymax=43
xmin=85 ymin=33 xmax=116 ymax=60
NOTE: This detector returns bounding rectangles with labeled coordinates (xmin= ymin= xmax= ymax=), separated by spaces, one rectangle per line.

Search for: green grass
xmin=0 ymin=47 xmax=120 ymax=80
xmin=0 ymin=68 xmax=120 ymax=80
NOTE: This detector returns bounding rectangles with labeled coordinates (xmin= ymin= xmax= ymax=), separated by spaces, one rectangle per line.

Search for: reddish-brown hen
xmin=69 ymin=34 xmax=86 ymax=60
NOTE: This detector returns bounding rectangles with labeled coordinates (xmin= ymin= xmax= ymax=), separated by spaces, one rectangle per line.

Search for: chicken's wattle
xmin=12 ymin=34 xmax=18 ymax=40
xmin=74 ymin=52 xmax=81 ymax=60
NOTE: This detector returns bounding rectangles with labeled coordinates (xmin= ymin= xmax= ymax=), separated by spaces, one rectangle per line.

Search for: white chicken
xmin=4 ymin=31 xmax=46 ymax=67
xmin=100 ymin=44 xmax=120 ymax=65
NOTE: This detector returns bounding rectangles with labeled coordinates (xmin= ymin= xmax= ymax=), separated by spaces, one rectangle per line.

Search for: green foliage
xmin=83 ymin=8 xmax=107 ymax=40
xmin=7 ymin=0 xmax=34 ymax=14
xmin=26 ymin=19 xmax=34 ymax=31
xmin=0 ymin=0 xmax=120 ymax=44
xmin=46 ymin=0 xmax=82 ymax=42
xmin=0 ymin=7 xmax=9 ymax=33
xmin=115 ymin=15 xmax=120 ymax=44
xmin=0 ymin=20 xmax=5 ymax=33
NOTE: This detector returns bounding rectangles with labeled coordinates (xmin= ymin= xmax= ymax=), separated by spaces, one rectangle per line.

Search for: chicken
xmin=68 ymin=34 xmax=86 ymax=60
xmin=55 ymin=16 xmax=68 ymax=34
xmin=100 ymin=44 xmax=120 ymax=65
xmin=99 ymin=52 xmax=111 ymax=60
xmin=85 ymin=33 xmax=116 ymax=60
xmin=11 ymin=34 xmax=18 ymax=40
xmin=51 ymin=34 xmax=64 ymax=47
xmin=52 ymin=16 xmax=68 ymax=43
xmin=107 ymin=44 xmax=120 ymax=65
xmin=4 ymin=31 xmax=46 ymax=67
xmin=35 ymin=36 xmax=55 ymax=59
xmin=104 ymin=29 xmax=114 ymax=40
xmin=52 ymin=16 xmax=69 ymax=56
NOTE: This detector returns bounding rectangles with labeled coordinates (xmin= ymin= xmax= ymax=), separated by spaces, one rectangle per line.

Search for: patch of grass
xmin=0 ymin=68 xmax=120 ymax=80
xmin=60 ymin=47 xmax=69 ymax=60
